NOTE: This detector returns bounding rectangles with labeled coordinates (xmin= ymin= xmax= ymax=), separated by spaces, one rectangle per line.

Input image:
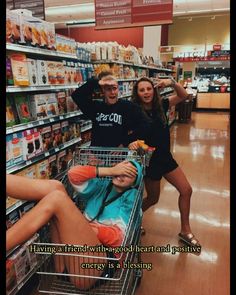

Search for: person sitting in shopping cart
xmin=6 ymin=159 xmax=143 ymax=290
xmin=71 ymin=71 xmax=152 ymax=147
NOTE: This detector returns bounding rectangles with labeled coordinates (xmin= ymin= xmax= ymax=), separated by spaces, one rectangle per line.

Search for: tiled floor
xmin=25 ymin=111 xmax=230 ymax=295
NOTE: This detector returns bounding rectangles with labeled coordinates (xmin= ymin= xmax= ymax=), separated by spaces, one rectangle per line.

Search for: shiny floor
xmin=28 ymin=112 xmax=230 ymax=295
xmin=136 ymin=112 xmax=230 ymax=295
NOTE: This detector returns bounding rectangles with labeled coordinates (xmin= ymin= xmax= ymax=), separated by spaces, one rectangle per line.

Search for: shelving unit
xmin=6 ymin=40 xmax=174 ymax=295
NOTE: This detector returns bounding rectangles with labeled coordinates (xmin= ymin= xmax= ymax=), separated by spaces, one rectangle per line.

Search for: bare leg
xmin=142 ymin=177 xmax=161 ymax=212
xmin=6 ymin=190 xmax=107 ymax=289
xmin=49 ymin=218 xmax=65 ymax=273
xmin=6 ymin=174 xmax=66 ymax=201
xmin=163 ymin=166 xmax=193 ymax=234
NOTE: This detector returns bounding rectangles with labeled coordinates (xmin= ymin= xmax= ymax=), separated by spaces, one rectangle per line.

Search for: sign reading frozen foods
xmin=95 ymin=0 xmax=173 ymax=29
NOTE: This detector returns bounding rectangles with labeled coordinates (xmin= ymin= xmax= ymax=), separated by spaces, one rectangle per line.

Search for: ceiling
xmin=44 ymin=0 xmax=230 ymax=28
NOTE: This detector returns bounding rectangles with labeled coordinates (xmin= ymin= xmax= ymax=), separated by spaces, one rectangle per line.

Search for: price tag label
xmin=55 ymin=148 xmax=59 ymax=152
xmin=49 ymin=118 xmax=55 ymax=122
xmin=26 ymin=160 xmax=32 ymax=165
xmin=45 ymin=152 xmax=50 ymax=157
xmin=59 ymin=116 xmax=64 ymax=120
xmin=39 ymin=120 xmax=44 ymax=125
xmin=28 ymin=123 xmax=34 ymax=128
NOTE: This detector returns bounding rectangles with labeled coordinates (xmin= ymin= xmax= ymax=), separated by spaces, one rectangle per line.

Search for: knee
xmin=43 ymin=190 xmax=69 ymax=213
xmin=180 ymin=185 xmax=192 ymax=197
xmin=49 ymin=180 xmax=66 ymax=193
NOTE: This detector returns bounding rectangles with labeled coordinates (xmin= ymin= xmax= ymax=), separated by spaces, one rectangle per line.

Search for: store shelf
xmin=6 ymin=83 xmax=83 ymax=93
xmin=6 ymin=200 xmax=28 ymax=216
xmin=80 ymin=124 xmax=92 ymax=132
xmin=79 ymin=141 xmax=91 ymax=148
xmin=6 ymin=43 xmax=78 ymax=60
xmin=6 ymin=110 xmax=83 ymax=135
xmin=7 ymin=137 xmax=82 ymax=174
xmin=118 ymin=93 xmax=132 ymax=99
xmin=92 ymin=59 xmax=173 ymax=71
xmin=160 ymin=88 xmax=174 ymax=96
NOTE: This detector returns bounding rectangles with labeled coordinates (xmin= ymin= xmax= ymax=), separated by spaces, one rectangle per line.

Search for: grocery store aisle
xmin=137 ymin=112 xmax=230 ymax=295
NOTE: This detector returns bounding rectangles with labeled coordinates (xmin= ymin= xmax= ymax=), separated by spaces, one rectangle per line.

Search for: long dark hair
xmin=132 ymin=77 xmax=167 ymax=125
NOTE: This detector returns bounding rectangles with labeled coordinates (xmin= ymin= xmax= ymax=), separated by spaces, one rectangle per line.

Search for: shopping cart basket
xmin=36 ymin=147 xmax=145 ymax=295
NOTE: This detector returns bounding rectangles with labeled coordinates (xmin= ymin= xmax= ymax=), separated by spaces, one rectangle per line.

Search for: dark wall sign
xmin=8 ymin=0 xmax=45 ymax=20
xmin=95 ymin=0 xmax=173 ymax=29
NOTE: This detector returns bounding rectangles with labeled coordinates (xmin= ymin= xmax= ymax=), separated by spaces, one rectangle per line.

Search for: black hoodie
xmin=71 ymin=78 xmax=151 ymax=147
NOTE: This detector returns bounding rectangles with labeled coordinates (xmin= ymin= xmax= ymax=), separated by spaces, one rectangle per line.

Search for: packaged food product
xmin=36 ymin=59 xmax=49 ymax=85
xmin=61 ymin=120 xmax=70 ymax=143
xmin=29 ymin=94 xmax=48 ymax=120
xmin=6 ymin=96 xmax=17 ymax=127
xmin=48 ymin=154 xmax=58 ymax=179
xmin=55 ymin=61 xmax=65 ymax=84
xmin=6 ymin=56 xmax=14 ymax=86
xmin=6 ymin=209 xmax=20 ymax=229
xmin=45 ymin=93 xmax=59 ymax=117
xmin=40 ymin=125 xmax=53 ymax=151
xmin=23 ymin=165 xmax=36 ymax=179
xmin=6 ymin=134 xmax=14 ymax=168
xmin=52 ymin=123 xmax=63 ymax=147
xmin=22 ymin=129 xmax=35 ymax=160
xmin=57 ymin=150 xmax=67 ymax=173
xmin=11 ymin=132 xmax=24 ymax=165
xmin=27 ymin=58 xmax=38 ymax=86
xmin=10 ymin=53 xmax=30 ymax=86
xmin=56 ymin=91 xmax=67 ymax=114
xmin=6 ymin=10 xmax=21 ymax=44
xmin=35 ymin=159 xmax=49 ymax=179
xmin=47 ymin=61 xmax=57 ymax=84
xmin=14 ymin=94 xmax=31 ymax=123
xmin=33 ymin=128 xmax=44 ymax=156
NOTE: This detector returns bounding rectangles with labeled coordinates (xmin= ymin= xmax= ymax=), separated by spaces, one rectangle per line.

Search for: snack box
xmin=52 ymin=122 xmax=63 ymax=147
xmin=36 ymin=59 xmax=49 ymax=85
xmin=40 ymin=125 xmax=53 ymax=151
xmin=22 ymin=129 xmax=35 ymax=160
xmin=61 ymin=120 xmax=70 ymax=143
xmin=11 ymin=132 xmax=24 ymax=165
xmin=46 ymin=93 xmax=59 ymax=117
xmin=35 ymin=159 xmax=49 ymax=179
xmin=29 ymin=94 xmax=48 ymax=120
xmin=6 ymin=134 xmax=14 ymax=168
xmin=55 ymin=61 xmax=65 ymax=84
xmin=6 ymin=96 xmax=17 ymax=127
xmin=57 ymin=150 xmax=67 ymax=173
xmin=27 ymin=58 xmax=38 ymax=86
xmin=47 ymin=60 xmax=57 ymax=84
xmin=6 ymin=56 xmax=14 ymax=85
xmin=56 ymin=91 xmax=67 ymax=114
xmin=6 ymin=9 xmax=21 ymax=44
xmin=48 ymin=154 xmax=58 ymax=179
xmin=22 ymin=165 xmax=36 ymax=179
xmin=10 ymin=53 xmax=30 ymax=86
xmin=20 ymin=14 xmax=42 ymax=47
xmin=14 ymin=94 xmax=31 ymax=123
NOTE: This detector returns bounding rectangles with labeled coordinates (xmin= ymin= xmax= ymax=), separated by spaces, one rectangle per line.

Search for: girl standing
xmin=129 ymin=77 xmax=200 ymax=247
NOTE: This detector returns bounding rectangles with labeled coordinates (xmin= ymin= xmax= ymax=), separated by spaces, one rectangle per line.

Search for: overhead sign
xmin=95 ymin=0 xmax=173 ymax=30
xmin=9 ymin=0 xmax=45 ymax=19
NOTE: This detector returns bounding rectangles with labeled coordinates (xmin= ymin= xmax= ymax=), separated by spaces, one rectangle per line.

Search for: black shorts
xmin=145 ymin=151 xmax=178 ymax=181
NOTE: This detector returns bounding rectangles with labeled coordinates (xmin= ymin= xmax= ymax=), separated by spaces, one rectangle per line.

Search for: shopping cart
xmin=35 ymin=147 xmax=145 ymax=295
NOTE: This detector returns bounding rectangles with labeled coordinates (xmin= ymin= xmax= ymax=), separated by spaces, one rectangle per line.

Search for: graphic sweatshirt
xmin=71 ymin=78 xmax=151 ymax=147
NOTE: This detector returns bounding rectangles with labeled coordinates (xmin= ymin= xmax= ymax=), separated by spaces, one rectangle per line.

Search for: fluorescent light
xmin=46 ymin=3 xmax=94 ymax=16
